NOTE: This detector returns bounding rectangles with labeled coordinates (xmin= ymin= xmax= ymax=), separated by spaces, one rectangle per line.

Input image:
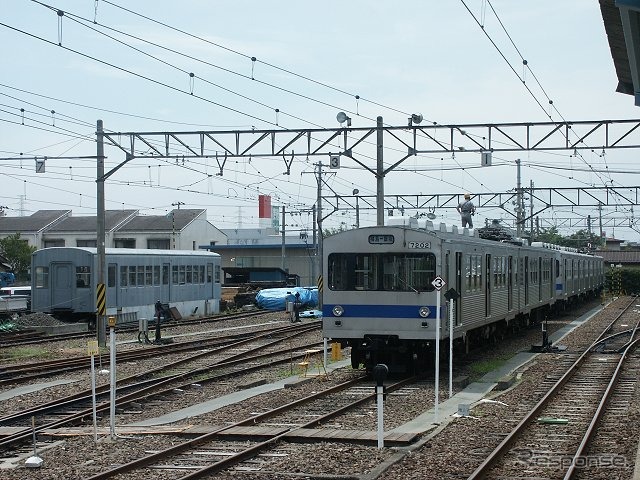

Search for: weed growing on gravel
xmin=469 ymin=356 xmax=509 ymax=379
xmin=4 ymin=346 xmax=50 ymax=360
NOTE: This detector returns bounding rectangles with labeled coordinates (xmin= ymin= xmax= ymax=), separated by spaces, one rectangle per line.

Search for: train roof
xmin=32 ymin=247 xmax=220 ymax=257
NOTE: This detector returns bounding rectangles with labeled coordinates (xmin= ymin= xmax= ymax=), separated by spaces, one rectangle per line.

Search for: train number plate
xmin=369 ymin=234 xmax=395 ymax=244
xmin=408 ymin=241 xmax=431 ymax=249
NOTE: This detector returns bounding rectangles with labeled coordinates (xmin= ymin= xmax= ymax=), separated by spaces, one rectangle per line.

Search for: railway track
xmin=0 ymin=317 xmax=317 ymax=385
xmin=467 ymin=296 xmax=640 ymax=479
xmin=0 ymin=322 xmax=324 ymax=453
xmin=0 ymin=309 xmax=271 ymax=347
xmin=83 ymin=376 xmax=417 ymax=480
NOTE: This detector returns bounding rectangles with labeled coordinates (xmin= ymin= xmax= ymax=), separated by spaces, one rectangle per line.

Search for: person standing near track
xmin=457 ymin=193 xmax=476 ymax=228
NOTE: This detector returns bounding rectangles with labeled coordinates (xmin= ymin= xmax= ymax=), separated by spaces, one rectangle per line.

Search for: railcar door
xmin=508 ymin=256 xmax=513 ymax=311
xmin=52 ymin=262 xmax=73 ymax=309
xmin=524 ymin=256 xmax=529 ymax=305
xmin=485 ymin=254 xmax=491 ymax=317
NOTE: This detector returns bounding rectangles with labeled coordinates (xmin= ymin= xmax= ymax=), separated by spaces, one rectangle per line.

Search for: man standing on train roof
xmin=457 ymin=193 xmax=476 ymax=228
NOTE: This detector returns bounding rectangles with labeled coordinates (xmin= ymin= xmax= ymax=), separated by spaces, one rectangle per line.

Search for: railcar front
xmin=322 ymin=226 xmax=444 ymax=372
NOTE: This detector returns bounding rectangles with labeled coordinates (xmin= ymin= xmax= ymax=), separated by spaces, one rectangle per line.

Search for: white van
xmin=0 ymin=286 xmax=31 ymax=297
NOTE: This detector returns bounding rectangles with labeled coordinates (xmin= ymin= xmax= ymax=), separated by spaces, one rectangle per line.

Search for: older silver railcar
xmin=322 ymin=219 xmax=603 ymax=371
xmin=31 ymin=247 xmax=221 ymax=322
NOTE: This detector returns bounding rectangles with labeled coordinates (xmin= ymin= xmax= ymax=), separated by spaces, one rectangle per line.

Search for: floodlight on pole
xmin=336 ymin=112 xmax=351 ymax=127
xmin=409 ymin=113 xmax=423 ymax=126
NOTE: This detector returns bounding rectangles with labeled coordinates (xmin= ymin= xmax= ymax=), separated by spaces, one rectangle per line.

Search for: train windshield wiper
xmin=395 ymin=274 xmax=420 ymax=293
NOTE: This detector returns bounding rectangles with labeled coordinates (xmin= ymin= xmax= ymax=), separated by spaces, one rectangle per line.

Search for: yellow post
xmin=331 ymin=342 xmax=342 ymax=361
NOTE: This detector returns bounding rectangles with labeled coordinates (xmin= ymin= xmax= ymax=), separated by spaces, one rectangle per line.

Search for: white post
xmin=435 ymin=290 xmax=440 ymax=422
xmin=323 ymin=337 xmax=328 ymax=369
xmin=91 ymin=353 xmax=98 ymax=442
xmin=449 ymin=298 xmax=454 ymax=398
xmin=377 ymin=384 xmax=384 ymax=448
xmin=109 ymin=326 xmax=116 ymax=440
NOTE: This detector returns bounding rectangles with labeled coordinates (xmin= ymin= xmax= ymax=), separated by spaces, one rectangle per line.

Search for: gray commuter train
xmin=322 ymin=218 xmax=604 ymax=372
xmin=31 ymin=247 xmax=221 ymax=323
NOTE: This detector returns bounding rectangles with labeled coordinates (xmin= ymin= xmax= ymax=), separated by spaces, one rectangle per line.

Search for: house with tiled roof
xmin=0 ymin=209 xmax=227 ymax=250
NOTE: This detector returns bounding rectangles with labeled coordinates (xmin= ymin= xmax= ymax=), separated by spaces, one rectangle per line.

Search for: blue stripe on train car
xmin=323 ymin=304 xmax=440 ymax=319
xmin=555 ymin=282 xmax=563 ymax=291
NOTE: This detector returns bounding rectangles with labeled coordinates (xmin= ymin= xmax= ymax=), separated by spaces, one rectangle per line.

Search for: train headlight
xmin=332 ymin=305 xmax=344 ymax=317
xmin=419 ymin=306 xmax=431 ymax=318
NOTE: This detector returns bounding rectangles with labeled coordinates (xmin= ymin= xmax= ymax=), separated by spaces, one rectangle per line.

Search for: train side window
xmin=200 ymin=265 xmax=206 ymax=283
xmin=153 ymin=265 xmax=160 ymax=285
xmin=179 ymin=265 xmax=186 ymax=285
xmin=120 ymin=266 xmax=128 ymax=287
xmin=162 ymin=265 xmax=169 ymax=285
xmin=129 ymin=266 xmax=137 ymax=286
xmin=137 ymin=266 xmax=145 ymax=286
xmin=186 ymin=265 xmax=193 ymax=284
xmin=76 ymin=266 xmax=90 ymax=288
xmin=107 ymin=264 xmax=116 ymax=288
xmin=145 ymin=266 xmax=153 ymax=286
xmin=35 ymin=266 xmax=49 ymax=288
xmin=172 ymin=266 xmax=179 ymax=284
xmin=206 ymin=264 xmax=212 ymax=283
xmin=214 ymin=264 xmax=220 ymax=283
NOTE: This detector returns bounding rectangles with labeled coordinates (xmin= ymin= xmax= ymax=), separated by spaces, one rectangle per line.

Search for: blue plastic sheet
xmin=255 ymin=287 xmax=318 ymax=311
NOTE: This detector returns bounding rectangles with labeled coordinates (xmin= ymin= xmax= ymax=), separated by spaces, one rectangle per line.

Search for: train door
xmin=107 ymin=263 xmax=118 ymax=307
xmin=485 ymin=254 xmax=491 ymax=317
xmin=524 ymin=256 xmax=529 ymax=305
xmin=508 ymin=255 xmax=513 ymax=311
xmin=52 ymin=262 xmax=73 ymax=309
xmin=161 ymin=263 xmax=170 ymax=301
xmin=538 ymin=257 xmax=543 ymax=302
xmin=455 ymin=251 xmax=462 ymax=326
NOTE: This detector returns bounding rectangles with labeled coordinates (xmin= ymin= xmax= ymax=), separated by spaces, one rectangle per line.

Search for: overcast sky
xmin=1 ymin=1 xmax=639 ymax=240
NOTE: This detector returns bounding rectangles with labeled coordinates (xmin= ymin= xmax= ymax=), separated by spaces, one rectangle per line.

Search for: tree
xmin=0 ymin=233 xmax=36 ymax=281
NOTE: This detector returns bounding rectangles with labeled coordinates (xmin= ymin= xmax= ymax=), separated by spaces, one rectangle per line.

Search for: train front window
xmin=328 ymin=252 xmax=436 ymax=292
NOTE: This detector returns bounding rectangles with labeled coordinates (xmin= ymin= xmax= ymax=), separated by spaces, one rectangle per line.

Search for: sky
xmin=1 ymin=0 xmax=640 ymax=241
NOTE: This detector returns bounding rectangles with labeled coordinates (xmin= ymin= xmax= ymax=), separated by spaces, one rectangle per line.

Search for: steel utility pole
xmin=515 ymin=159 xmax=523 ymax=237
xmin=96 ymin=120 xmax=106 ymax=347
xmin=316 ymin=162 xmax=323 ymax=309
xmin=376 ymin=116 xmax=384 ymax=226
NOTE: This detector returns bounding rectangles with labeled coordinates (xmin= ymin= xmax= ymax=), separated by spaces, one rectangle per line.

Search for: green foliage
xmin=0 ymin=233 xmax=36 ymax=281
xmin=605 ymin=267 xmax=640 ymax=295
xmin=532 ymin=226 xmax=603 ymax=250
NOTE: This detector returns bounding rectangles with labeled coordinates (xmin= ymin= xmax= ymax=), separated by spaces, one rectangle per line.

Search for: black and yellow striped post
xmin=317 ymin=275 xmax=323 ymax=309
xmin=97 ymin=283 xmax=106 ymax=346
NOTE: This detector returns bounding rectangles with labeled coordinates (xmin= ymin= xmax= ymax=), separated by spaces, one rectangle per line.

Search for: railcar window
xmin=120 ymin=266 xmax=128 ymax=287
xmin=162 ymin=265 xmax=169 ymax=285
xmin=207 ymin=264 xmax=213 ymax=283
xmin=108 ymin=264 xmax=116 ymax=288
xmin=178 ymin=265 xmax=186 ymax=284
xmin=136 ymin=266 xmax=144 ymax=286
xmin=186 ymin=265 xmax=193 ymax=284
xmin=129 ymin=266 xmax=137 ymax=286
xmin=214 ymin=264 xmax=220 ymax=283
xmin=328 ymin=252 xmax=436 ymax=292
xmin=172 ymin=266 xmax=178 ymax=284
xmin=153 ymin=265 xmax=160 ymax=285
xmin=76 ymin=266 xmax=90 ymax=288
xmin=35 ymin=266 xmax=49 ymax=288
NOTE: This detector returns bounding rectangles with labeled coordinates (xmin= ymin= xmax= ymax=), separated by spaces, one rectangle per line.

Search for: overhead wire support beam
xmin=98 ymin=119 xmax=640 ymax=165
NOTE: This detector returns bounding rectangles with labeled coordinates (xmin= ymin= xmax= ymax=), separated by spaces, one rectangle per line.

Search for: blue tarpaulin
xmin=255 ymin=287 xmax=318 ymax=311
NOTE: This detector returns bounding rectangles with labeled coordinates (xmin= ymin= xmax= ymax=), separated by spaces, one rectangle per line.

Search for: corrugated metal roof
xmin=595 ymin=250 xmax=640 ymax=264
xmin=0 ymin=210 xmax=70 ymax=233
xmin=118 ymin=209 xmax=205 ymax=232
